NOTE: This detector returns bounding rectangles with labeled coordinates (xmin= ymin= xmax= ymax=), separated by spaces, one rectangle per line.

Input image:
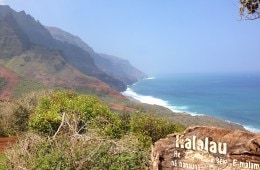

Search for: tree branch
xmin=53 ymin=112 xmax=66 ymax=139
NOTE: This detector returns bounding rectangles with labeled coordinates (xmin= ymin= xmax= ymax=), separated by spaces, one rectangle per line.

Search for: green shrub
xmin=0 ymin=90 xmax=52 ymax=136
xmin=3 ymin=133 xmax=70 ymax=170
xmin=3 ymin=90 xmax=187 ymax=169
xmin=130 ymin=111 xmax=186 ymax=143
xmin=29 ymin=90 xmax=126 ymax=138
xmin=29 ymin=90 xmax=186 ymax=141
xmin=4 ymin=133 xmax=149 ymax=170
xmin=13 ymin=105 xmax=30 ymax=132
xmin=0 ymin=102 xmax=14 ymax=136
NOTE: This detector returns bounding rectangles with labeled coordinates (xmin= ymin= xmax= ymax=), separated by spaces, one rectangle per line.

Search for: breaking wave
xmin=122 ymin=87 xmax=200 ymax=115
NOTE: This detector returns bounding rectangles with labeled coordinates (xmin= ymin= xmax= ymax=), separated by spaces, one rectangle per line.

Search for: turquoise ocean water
xmin=122 ymin=73 xmax=260 ymax=132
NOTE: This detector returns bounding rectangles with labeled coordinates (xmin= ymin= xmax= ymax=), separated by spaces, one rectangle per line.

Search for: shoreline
xmin=122 ymin=86 xmax=260 ymax=133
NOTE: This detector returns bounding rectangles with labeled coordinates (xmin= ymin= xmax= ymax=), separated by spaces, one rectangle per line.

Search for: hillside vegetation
xmin=47 ymin=27 xmax=147 ymax=85
xmin=0 ymin=5 xmax=132 ymax=92
xmin=0 ymin=46 xmax=124 ymax=100
xmin=0 ymin=5 xmax=248 ymax=169
xmin=12 ymin=77 xmax=46 ymax=98
xmin=0 ymin=90 xmax=185 ymax=169
xmin=0 ymin=78 xmax=7 ymax=92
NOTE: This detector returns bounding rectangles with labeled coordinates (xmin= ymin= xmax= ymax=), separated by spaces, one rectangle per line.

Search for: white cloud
xmin=0 ymin=0 xmax=4 ymax=5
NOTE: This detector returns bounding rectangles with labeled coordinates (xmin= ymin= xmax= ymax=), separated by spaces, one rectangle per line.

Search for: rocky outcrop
xmin=151 ymin=126 xmax=260 ymax=170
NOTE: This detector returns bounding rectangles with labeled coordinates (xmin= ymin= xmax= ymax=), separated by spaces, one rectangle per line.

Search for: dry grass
xmin=4 ymin=132 xmax=149 ymax=169
xmin=3 ymin=103 xmax=149 ymax=169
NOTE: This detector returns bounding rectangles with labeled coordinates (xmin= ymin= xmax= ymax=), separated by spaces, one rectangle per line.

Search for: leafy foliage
xmin=29 ymin=90 xmax=126 ymax=138
xmin=240 ymin=0 xmax=260 ymax=19
xmin=0 ymin=90 xmax=52 ymax=136
xmin=4 ymin=133 xmax=149 ymax=170
xmin=0 ymin=103 xmax=31 ymax=136
xmin=3 ymin=90 xmax=186 ymax=169
xmin=130 ymin=111 xmax=186 ymax=143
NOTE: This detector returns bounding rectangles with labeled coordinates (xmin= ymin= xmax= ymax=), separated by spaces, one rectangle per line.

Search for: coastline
xmin=122 ymin=84 xmax=260 ymax=133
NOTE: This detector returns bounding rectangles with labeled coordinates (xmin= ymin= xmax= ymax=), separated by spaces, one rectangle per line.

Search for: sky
xmin=1 ymin=0 xmax=260 ymax=75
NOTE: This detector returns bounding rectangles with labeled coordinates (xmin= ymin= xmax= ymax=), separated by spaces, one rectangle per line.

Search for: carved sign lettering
xmin=151 ymin=126 xmax=260 ymax=170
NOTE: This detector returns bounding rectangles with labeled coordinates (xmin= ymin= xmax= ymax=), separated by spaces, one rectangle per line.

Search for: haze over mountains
xmin=46 ymin=26 xmax=147 ymax=85
xmin=0 ymin=5 xmax=146 ymax=98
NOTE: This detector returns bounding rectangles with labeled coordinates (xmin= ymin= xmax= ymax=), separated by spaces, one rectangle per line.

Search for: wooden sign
xmin=151 ymin=126 xmax=260 ymax=170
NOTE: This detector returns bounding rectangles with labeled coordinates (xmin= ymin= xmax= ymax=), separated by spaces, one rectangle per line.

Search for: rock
xmin=151 ymin=126 xmax=260 ymax=170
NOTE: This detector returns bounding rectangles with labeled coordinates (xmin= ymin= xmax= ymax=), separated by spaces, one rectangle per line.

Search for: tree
xmin=240 ymin=0 xmax=260 ymax=20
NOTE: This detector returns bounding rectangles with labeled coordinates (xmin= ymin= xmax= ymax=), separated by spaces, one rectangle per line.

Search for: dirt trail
xmin=0 ymin=137 xmax=17 ymax=153
xmin=0 ymin=65 xmax=19 ymax=100
xmin=109 ymin=103 xmax=135 ymax=112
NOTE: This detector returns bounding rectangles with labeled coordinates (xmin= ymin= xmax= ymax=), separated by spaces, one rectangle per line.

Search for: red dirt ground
xmin=0 ymin=137 xmax=17 ymax=153
xmin=109 ymin=103 xmax=135 ymax=112
xmin=0 ymin=65 xmax=19 ymax=100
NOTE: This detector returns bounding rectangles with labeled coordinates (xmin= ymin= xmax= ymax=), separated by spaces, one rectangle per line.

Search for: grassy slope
xmin=0 ymin=64 xmax=46 ymax=99
xmin=12 ymin=77 xmax=46 ymax=99
xmin=0 ymin=46 xmax=124 ymax=100
xmin=0 ymin=78 xmax=7 ymax=92
xmin=0 ymin=47 xmax=245 ymax=131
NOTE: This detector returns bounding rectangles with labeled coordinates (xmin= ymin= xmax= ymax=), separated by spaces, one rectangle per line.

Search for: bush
xmin=130 ymin=112 xmax=186 ymax=143
xmin=3 ymin=90 xmax=186 ymax=169
xmin=29 ymin=90 xmax=186 ymax=141
xmin=4 ymin=133 xmax=149 ymax=170
xmin=29 ymin=90 xmax=126 ymax=138
xmin=0 ymin=90 xmax=52 ymax=136
xmin=0 ymin=102 xmax=17 ymax=136
xmin=0 ymin=102 xmax=31 ymax=136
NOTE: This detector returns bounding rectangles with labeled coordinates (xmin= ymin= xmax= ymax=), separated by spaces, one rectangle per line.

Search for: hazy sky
xmin=2 ymin=0 xmax=260 ymax=75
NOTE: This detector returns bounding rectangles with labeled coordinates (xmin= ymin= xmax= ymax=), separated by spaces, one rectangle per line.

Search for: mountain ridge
xmin=46 ymin=26 xmax=147 ymax=85
xmin=0 ymin=5 xmax=127 ymax=92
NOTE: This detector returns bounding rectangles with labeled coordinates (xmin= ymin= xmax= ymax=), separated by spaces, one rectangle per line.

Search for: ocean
xmin=122 ymin=73 xmax=260 ymax=133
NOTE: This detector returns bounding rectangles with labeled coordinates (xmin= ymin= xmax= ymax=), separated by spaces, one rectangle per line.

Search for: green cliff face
xmin=0 ymin=5 xmax=128 ymax=92
xmin=0 ymin=15 xmax=27 ymax=59
xmin=47 ymin=26 xmax=147 ymax=85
